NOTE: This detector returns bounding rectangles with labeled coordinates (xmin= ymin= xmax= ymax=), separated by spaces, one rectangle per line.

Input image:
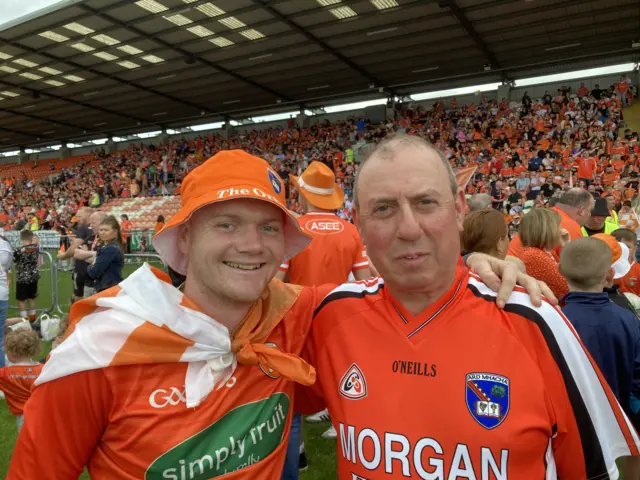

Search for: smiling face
xmin=178 ymin=198 xmax=286 ymax=307
xmin=353 ymin=144 xmax=465 ymax=306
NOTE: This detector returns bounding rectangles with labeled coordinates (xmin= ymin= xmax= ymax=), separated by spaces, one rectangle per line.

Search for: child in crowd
xmin=559 ymin=237 xmax=640 ymax=446
xmin=13 ymin=230 xmax=40 ymax=323
xmin=613 ymin=228 xmax=640 ymax=297
xmin=0 ymin=329 xmax=42 ymax=432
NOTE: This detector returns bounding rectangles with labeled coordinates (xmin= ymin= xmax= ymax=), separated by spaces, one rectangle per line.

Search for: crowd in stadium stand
xmin=0 ymin=74 xmax=635 ymax=242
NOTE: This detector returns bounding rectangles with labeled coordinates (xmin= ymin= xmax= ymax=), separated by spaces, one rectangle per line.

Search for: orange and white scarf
xmin=37 ymin=264 xmax=315 ymax=408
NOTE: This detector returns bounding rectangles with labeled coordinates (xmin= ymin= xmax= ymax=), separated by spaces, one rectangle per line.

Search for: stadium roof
xmin=0 ymin=0 xmax=638 ymax=150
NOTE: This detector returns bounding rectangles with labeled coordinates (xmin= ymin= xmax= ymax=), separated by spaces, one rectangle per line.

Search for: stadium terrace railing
xmin=0 ymin=230 xmax=166 ymax=315
xmin=54 ymin=253 xmax=167 ymax=315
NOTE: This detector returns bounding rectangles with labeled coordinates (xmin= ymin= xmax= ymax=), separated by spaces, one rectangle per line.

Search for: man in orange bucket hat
xmin=10 ymin=149 xmax=551 ymax=479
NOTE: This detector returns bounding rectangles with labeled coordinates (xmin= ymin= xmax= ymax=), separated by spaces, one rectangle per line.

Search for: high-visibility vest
xmin=605 ymin=210 xmax=619 ymax=230
xmin=582 ymin=222 xmax=618 ymax=236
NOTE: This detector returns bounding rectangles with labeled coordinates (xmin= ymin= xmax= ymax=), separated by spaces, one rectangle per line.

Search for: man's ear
xmin=352 ymin=205 xmax=360 ymax=231
xmin=177 ymin=222 xmax=190 ymax=256
xmin=455 ymin=189 xmax=466 ymax=232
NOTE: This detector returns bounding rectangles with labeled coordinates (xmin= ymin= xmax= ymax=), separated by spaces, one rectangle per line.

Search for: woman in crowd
xmin=86 ymin=215 xmax=124 ymax=292
xmin=519 ymin=208 xmax=570 ymax=299
xmin=461 ymin=209 xmax=525 ymax=271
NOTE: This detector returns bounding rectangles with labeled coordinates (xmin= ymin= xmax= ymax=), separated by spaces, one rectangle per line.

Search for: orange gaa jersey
xmin=296 ymin=262 xmax=640 ymax=479
xmin=0 ymin=363 xmax=43 ymax=416
xmin=280 ymin=212 xmax=368 ymax=286
xmin=9 ymin=287 xmax=326 ymax=480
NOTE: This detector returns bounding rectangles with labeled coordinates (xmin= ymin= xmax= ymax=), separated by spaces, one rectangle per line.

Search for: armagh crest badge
xmin=267 ymin=168 xmax=282 ymax=194
xmin=465 ymin=372 xmax=510 ymax=429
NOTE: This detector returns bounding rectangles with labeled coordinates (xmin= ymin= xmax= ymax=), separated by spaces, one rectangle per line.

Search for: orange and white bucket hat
xmin=289 ymin=161 xmax=344 ymax=210
xmin=152 ymin=149 xmax=311 ymax=275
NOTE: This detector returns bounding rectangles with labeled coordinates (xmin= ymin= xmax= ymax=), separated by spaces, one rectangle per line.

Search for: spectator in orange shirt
xmin=613 ymin=228 xmax=640 ymax=297
xmin=120 ymin=214 xmax=133 ymax=254
xmin=616 ymin=75 xmax=631 ymax=107
xmin=577 ymin=83 xmax=589 ymax=98
xmin=277 ymin=160 xmax=371 ymax=474
xmin=577 ymin=154 xmax=596 ymax=186
xmin=0 ymin=329 xmax=43 ymax=432
xmin=518 ymin=208 xmax=570 ymax=299
xmin=154 ymin=215 xmax=165 ymax=234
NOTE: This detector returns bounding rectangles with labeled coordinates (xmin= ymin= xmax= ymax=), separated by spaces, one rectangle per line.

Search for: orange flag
xmin=455 ymin=166 xmax=477 ymax=191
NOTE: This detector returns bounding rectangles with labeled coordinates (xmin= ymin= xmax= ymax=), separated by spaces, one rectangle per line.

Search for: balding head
xmin=557 ymin=188 xmax=592 ymax=208
xmin=555 ymin=187 xmax=595 ymax=226
xmin=468 ymin=194 xmax=491 ymax=212
xmin=89 ymin=211 xmax=107 ymax=232
xmin=353 ymin=135 xmax=457 ymax=211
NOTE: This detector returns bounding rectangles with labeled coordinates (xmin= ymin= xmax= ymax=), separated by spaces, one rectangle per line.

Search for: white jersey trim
xmin=468 ymin=276 xmax=640 ymax=475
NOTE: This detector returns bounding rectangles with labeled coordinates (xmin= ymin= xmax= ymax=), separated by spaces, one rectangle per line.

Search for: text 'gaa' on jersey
xmin=305 ymin=219 xmax=345 ymax=235
xmin=339 ymin=364 xmax=367 ymax=400
xmin=465 ymin=373 xmax=510 ymax=429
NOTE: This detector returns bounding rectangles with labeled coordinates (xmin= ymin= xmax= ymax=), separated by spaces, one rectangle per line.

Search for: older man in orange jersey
xmin=297 ymin=135 xmax=640 ymax=479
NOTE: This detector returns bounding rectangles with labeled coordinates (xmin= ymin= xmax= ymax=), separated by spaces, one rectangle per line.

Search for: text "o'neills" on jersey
xmin=339 ymin=423 xmax=508 ymax=479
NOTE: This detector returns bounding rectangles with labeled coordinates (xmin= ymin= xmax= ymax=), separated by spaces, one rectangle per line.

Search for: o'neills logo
xmin=305 ymin=219 xmax=345 ymax=235
xmin=145 ymin=393 xmax=290 ymax=479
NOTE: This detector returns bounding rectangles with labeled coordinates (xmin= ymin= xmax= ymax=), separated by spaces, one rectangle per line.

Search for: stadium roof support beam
xmin=0 ymin=74 xmax=154 ymax=128
xmin=11 ymin=0 xmax=425 ymax=87
xmin=0 ymin=108 xmax=87 ymax=132
xmin=0 ymin=37 xmax=208 ymax=120
xmin=248 ymin=0 xmax=394 ymax=94
xmin=438 ymin=0 xmax=502 ymax=71
xmin=6 ymin=0 xmax=318 ymax=65
xmin=0 ymin=125 xmax=53 ymax=142
xmin=78 ymin=3 xmax=293 ymax=103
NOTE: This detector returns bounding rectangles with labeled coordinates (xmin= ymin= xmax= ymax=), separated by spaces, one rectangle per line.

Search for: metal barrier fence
xmin=54 ymin=253 xmax=166 ymax=315
xmin=3 ymin=230 xmax=160 ymax=254
xmin=2 ymin=231 xmax=168 ymax=317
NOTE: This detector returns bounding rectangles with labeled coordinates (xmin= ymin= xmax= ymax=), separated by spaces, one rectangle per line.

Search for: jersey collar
xmin=384 ymin=259 xmax=469 ymax=343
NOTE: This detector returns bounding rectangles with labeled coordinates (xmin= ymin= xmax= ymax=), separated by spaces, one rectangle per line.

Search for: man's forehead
xmin=358 ymin=147 xmax=448 ymax=198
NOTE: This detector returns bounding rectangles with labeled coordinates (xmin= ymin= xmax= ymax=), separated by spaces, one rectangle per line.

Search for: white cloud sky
xmin=0 ymin=0 xmax=66 ymax=28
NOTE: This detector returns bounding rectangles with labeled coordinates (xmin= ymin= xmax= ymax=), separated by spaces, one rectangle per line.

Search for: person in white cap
xmin=10 ymin=149 xmax=552 ymax=480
